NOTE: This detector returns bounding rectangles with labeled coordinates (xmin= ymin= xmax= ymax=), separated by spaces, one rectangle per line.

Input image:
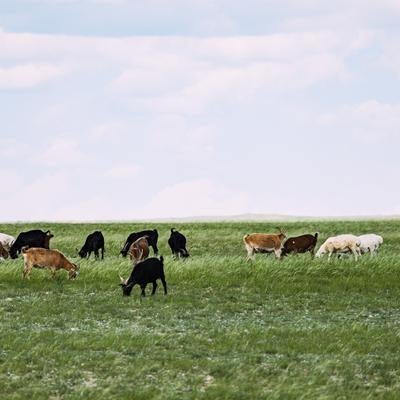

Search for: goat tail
xmin=160 ymin=255 xmax=164 ymax=264
xmin=314 ymin=232 xmax=319 ymax=240
xmin=171 ymin=228 xmax=175 ymax=233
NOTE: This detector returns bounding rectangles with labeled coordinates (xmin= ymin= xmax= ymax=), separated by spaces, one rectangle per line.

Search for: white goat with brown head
xmin=243 ymin=227 xmax=286 ymax=260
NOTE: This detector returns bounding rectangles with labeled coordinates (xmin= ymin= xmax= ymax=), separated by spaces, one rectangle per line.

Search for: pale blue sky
xmin=0 ymin=0 xmax=399 ymax=220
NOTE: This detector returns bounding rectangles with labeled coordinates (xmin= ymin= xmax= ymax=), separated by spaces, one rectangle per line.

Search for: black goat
xmin=168 ymin=228 xmax=189 ymax=258
xmin=119 ymin=256 xmax=167 ymax=297
xmin=79 ymin=231 xmax=105 ymax=260
xmin=10 ymin=229 xmax=53 ymax=259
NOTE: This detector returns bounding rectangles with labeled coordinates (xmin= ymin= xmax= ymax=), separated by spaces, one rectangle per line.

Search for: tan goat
xmin=127 ymin=236 xmax=150 ymax=264
xmin=243 ymin=228 xmax=286 ymax=260
xmin=22 ymin=247 xmax=79 ymax=279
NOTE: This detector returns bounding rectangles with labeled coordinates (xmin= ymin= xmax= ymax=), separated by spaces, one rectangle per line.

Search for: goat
xmin=0 ymin=242 xmax=8 ymax=260
xmin=168 ymin=228 xmax=189 ymax=258
xmin=357 ymin=234 xmax=383 ymax=254
xmin=127 ymin=236 xmax=150 ymax=264
xmin=243 ymin=227 xmax=286 ymax=260
xmin=315 ymin=234 xmax=361 ymax=260
xmin=281 ymin=233 xmax=318 ymax=257
xmin=22 ymin=247 xmax=79 ymax=279
xmin=10 ymin=229 xmax=53 ymax=259
xmin=0 ymin=233 xmax=15 ymax=253
xmin=79 ymin=231 xmax=105 ymax=260
xmin=120 ymin=229 xmax=158 ymax=257
xmin=119 ymin=256 xmax=167 ymax=297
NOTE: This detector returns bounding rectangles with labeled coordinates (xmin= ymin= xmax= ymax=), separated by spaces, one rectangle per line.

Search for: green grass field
xmin=0 ymin=220 xmax=399 ymax=399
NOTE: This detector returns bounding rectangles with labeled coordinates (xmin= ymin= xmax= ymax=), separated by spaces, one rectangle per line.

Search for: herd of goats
xmin=0 ymin=227 xmax=384 ymax=297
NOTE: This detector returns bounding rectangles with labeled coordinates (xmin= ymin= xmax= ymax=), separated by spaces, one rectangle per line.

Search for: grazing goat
xmin=10 ymin=229 xmax=53 ymax=259
xmin=0 ymin=233 xmax=15 ymax=253
xmin=128 ymin=236 xmax=150 ymax=264
xmin=357 ymin=234 xmax=383 ymax=254
xmin=119 ymin=256 xmax=167 ymax=297
xmin=120 ymin=229 xmax=159 ymax=257
xmin=243 ymin=228 xmax=286 ymax=260
xmin=315 ymin=234 xmax=361 ymax=260
xmin=168 ymin=228 xmax=189 ymax=258
xmin=0 ymin=242 xmax=8 ymax=260
xmin=22 ymin=247 xmax=79 ymax=279
xmin=281 ymin=233 xmax=319 ymax=257
xmin=79 ymin=231 xmax=105 ymax=260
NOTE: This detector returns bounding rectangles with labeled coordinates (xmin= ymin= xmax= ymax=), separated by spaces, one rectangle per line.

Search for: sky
xmin=0 ymin=0 xmax=399 ymax=221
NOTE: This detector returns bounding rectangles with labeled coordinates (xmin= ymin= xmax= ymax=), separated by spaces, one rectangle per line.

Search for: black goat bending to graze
xmin=119 ymin=256 xmax=167 ymax=297
xmin=79 ymin=231 xmax=105 ymax=260
xmin=10 ymin=229 xmax=53 ymax=259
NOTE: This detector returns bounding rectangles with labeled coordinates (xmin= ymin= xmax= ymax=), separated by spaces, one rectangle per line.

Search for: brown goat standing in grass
xmin=243 ymin=228 xmax=286 ymax=260
xmin=22 ymin=247 xmax=79 ymax=279
xmin=281 ymin=233 xmax=319 ymax=257
xmin=128 ymin=236 xmax=150 ymax=264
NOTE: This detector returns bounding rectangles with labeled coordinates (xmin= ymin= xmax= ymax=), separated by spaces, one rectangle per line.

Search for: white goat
xmin=357 ymin=234 xmax=383 ymax=254
xmin=315 ymin=234 xmax=361 ymax=260
xmin=0 ymin=233 xmax=15 ymax=252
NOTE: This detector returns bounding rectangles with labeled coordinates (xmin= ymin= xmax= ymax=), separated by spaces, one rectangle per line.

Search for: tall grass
xmin=0 ymin=220 xmax=399 ymax=399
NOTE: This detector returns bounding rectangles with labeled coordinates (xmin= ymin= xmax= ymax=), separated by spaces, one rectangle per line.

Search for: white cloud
xmin=54 ymin=195 xmax=120 ymax=221
xmin=89 ymin=123 xmax=125 ymax=140
xmin=149 ymin=115 xmax=216 ymax=161
xmin=137 ymin=53 xmax=345 ymax=114
xmin=319 ymin=100 xmax=400 ymax=141
xmin=0 ymin=170 xmax=22 ymax=195
xmin=0 ymin=63 xmax=65 ymax=90
xmin=141 ymin=178 xmax=251 ymax=218
xmin=92 ymin=0 xmax=128 ymax=4
xmin=380 ymin=38 xmax=400 ymax=78
xmin=0 ymin=172 xmax=72 ymax=221
xmin=38 ymin=138 xmax=86 ymax=166
xmin=0 ymin=29 xmax=366 ymax=114
xmin=383 ymin=205 xmax=400 ymax=216
xmin=195 ymin=13 xmax=235 ymax=35
xmin=105 ymin=163 xmax=142 ymax=179
xmin=0 ymin=24 xmax=397 ymax=220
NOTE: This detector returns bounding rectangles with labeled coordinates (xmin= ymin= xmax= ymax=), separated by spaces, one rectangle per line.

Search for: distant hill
xmin=142 ymin=213 xmax=400 ymax=223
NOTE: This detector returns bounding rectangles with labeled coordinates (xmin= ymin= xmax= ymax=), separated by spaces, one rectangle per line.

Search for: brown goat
xmin=127 ymin=236 xmax=150 ymax=264
xmin=22 ymin=247 xmax=79 ymax=279
xmin=243 ymin=228 xmax=286 ymax=260
xmin=281 ymin=233 xmax=318 ymax=257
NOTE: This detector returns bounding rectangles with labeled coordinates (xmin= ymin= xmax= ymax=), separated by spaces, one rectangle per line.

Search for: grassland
xmin=0 ymin=220 xmax=399 ymax=399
